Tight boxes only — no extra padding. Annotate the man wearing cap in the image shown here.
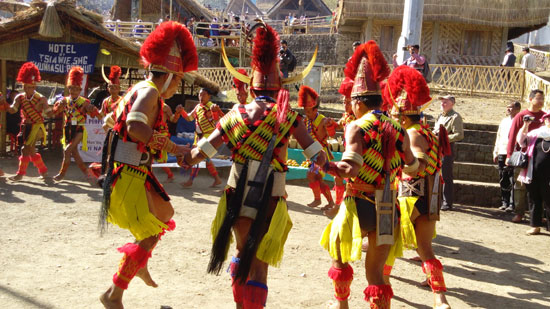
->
[52,66,101,181]
[493,101,521,212]
[321,41,417,309]
[3,62,52,181]
[393,44,426,72]
[179,87,223,188]
[521,47,536,72]
[99,21,195,308]
[181,21,325,308]
[434,95,464,211]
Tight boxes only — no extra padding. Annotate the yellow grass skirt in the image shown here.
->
[108,164,168,240]
[25,123,47,146]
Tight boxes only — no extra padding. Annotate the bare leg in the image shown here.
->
[415,216,450,309]
[307,172,322,207]
[55,133,82,181]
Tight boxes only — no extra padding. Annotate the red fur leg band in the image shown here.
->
[243,280,268,309]
[321,182,334,202]
[158,219,176,240]
[309,181,321,200]
[16,156,31,175]
[206,161,218,177]
[162,167,174,178]
[229,256,244,304]
[328,264,354,301]
[334,185,345,205]
[112,243,151,290]
[30,153,48,174]
[364,284,393,309]
[422,258,447,292]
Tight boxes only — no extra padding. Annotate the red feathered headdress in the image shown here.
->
[298,85,319,108]
[140,21,198,75]
[250,24,281,91]
[109,66,122,85]
[382,66,431,115]
[233,68,249,93]
[338,77,354,99]
[17,62,41,85]
[345,41,390,98]
[67,66,84,87]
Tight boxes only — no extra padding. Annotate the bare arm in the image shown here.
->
[40,97,54,118]
[293,118,327,167]
[183,128,226,166]
[404,129,427,177]
[327,123,362,178]
[126,87,159,144]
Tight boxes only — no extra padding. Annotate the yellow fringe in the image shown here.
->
[385,225,404,268]
[320,197,363,264]
[398,196,420,250]
[256,198,293,267]
[61,124,88,151]
[107,165,167,240]
[25,123,47,146]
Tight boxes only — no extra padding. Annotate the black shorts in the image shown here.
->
[414,195,429,216]
[354,196,401,233]
[17,123,33,146]
[64,124,84,143]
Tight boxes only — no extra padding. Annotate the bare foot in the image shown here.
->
[8,174,24,181]
[38,172,48,180]
[326,299,349,309]
[420,279,429,287]
[53,173,65,181]
[409,255,422,262]
[307,200,322,208]
[210,176,222,187]
[180,179,193,188]
[526,227,541,235]
[320,201,335,211]
[323,206,339,219]
[435,292,451,309]
[99,290,123,309]
[136,267,158,288]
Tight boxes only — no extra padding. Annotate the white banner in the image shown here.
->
[78,117,105,163]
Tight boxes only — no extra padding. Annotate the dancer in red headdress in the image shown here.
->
[384,65,451,309]
[3,62,52,181]
[52,66,101,181]
[299,85,337,210]
[99,21,196,308]
[99,65,123,118]
[320,41,417,309]
[181,21,324,308]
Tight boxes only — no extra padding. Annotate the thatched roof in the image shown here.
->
[0,0,219,92]
[225,0,264,18]
[0,1,30,14]
[139,0,214,21]
[338,0,550,29]
[267,0,332,20]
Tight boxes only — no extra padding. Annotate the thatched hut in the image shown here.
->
[225,0,264,19]
[336,0,550,65]
[113,0,214,23]
[266,0,332,20]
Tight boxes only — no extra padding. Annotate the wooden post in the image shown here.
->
[431,22,440,64]
[1,59,6,156]
[396,0,425,64]
[500,27,509,64]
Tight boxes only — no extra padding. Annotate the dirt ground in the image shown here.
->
[0,152,549,309]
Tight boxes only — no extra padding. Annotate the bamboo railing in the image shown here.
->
[524,71,550,110]
[199,64,530,99]
[103,20,156,41]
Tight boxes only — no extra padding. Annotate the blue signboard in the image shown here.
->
[27,39,99,74]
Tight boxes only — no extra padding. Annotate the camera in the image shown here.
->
[523,115,535,122]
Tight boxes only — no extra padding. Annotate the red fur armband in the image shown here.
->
[326,119,338,137]
[147,131,178,154]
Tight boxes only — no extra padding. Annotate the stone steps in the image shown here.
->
[455,142,494,165]
[454,180,501,207]
[453,161,499,183]
[462,129,497,145]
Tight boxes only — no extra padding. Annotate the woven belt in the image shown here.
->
[114,139,151,167]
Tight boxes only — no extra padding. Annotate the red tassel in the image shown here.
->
[276,88,290,129]
[380,121,397,172]
[423,258,447,292]
[158,219,176,240]
[16,156,31,175]
[243,281,268,309]
[206,161,218,177]
[383,264,392,277]
[30,153,48,174]
[364,284,393,309]
[438,125,452,156]
[229,257,244,304]
[328,265,354,301]
[320,182,333,202]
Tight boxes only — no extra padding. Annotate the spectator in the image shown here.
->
[186,17,195,33]
[501,47,516,67]
[352,41,361,51]
[196,16,209,46]
[393,44,426,71]
[493,101,521,212]
[279,40,296,78]
[433,95,464,211]
[521,46,536,72]
[507,89,546,223]
[516,112,550,235]
[210,18,220,46]
[133,19,145,38]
